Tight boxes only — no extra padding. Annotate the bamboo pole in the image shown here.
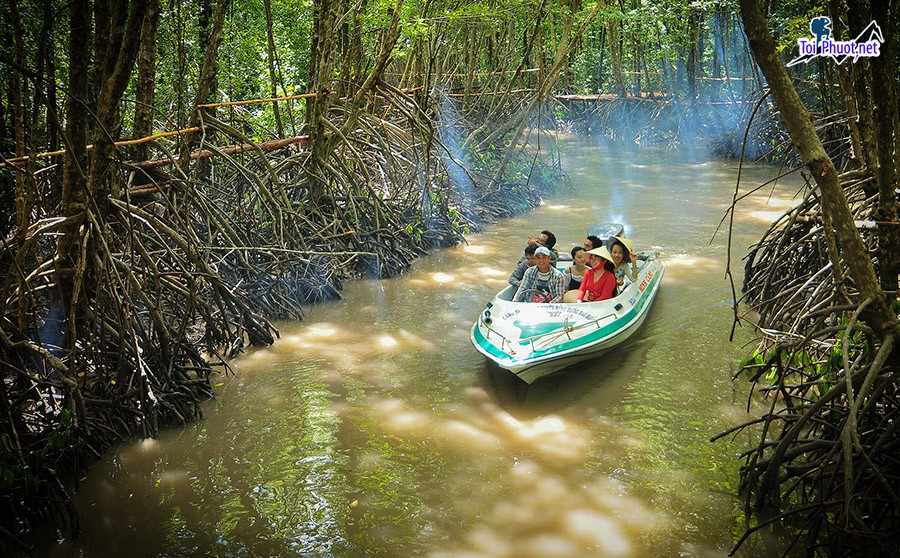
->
[5,127,201,166]
[137,136,309,170]
[197,91,317,108]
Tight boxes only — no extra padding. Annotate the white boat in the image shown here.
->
[470,248,665,384]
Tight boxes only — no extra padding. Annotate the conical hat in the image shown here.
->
[586,245,613,263]
[610,235,633,254]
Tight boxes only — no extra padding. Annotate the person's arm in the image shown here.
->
[513,267,533,302]
[617,263,634,286]
[508,260,526,287]
[576,270,591,302]
[549,271,566,303]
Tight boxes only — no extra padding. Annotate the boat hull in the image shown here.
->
[470,255,664,384]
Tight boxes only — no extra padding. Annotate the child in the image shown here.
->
[508,244,538,287]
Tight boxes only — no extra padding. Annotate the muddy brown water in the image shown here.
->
[44,136,801,557]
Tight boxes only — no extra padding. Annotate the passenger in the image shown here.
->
[513,246,566,303]
[528,230,559,267]
[576,246,617,303]
[508,244,538,287]
[563,246,588,291]
[609,236,639,287]
[583,235,603,252]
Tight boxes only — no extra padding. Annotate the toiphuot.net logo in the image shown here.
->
[787,16,883,67]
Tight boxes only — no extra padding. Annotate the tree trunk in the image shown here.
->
[338,0,365,98]
[868,0,900,293]
[824,0,864,163]
[306,0,342,204]
[738,0,898,338]
[54,0,150,427]
[41,0,60,154]
[456,0,547,151]
[133,0,160,162]
[685,7,702,115]
[9,0,30,331]
[264,0,285,138]
[608,15,627,96]
[174,0,187,128]
[90,1,150,203]
[56,0,92,426]
[179,0,230,172]
[846,1,878,177]
[9,0,27,247]
[61,0,90,214]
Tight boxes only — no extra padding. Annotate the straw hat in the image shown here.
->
[610,235,634,254]
[586,245,613,263]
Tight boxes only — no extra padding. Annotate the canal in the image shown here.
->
[46,136,801,557]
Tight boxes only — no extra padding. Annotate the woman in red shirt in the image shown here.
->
[577,246,617,303]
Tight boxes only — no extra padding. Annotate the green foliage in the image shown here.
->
[405,219,424,243]
[444,2,512,27]
[738,348,765,368]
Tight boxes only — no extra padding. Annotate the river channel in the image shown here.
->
[46,136,802,557]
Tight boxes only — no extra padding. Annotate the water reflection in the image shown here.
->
[51,138,798,558]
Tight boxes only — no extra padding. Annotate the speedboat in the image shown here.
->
[470,234,665,384]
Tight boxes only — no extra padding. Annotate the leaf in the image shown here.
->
[1,433,13,453]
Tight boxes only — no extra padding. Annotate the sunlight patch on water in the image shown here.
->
[746,209,787,223]
[241,322,450,380]
[743,193,798,209]
[475,266,506,278]
[565,510,630,556]
[376,334,399,349]
[430,464,670,558]
[138,438,160,453]
[438,419,506,452]
[368,389,594,464]
[305,326,338,338]
[463,244,489,255]
[157,469,190,490]
[736,192,797,225]
[658,255,725,286]
[396,329,435,350]
[243,347,276,363]
[663,255,722,275]
[409,269,505,288]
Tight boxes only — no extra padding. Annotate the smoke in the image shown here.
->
[571,10,779,163]
[436,94,476,203]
